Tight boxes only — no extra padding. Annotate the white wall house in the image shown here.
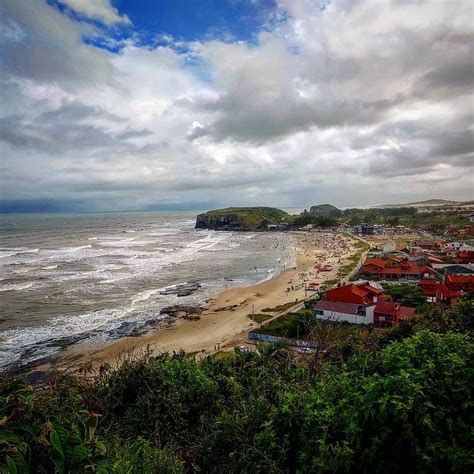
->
[314,301,375,325]
[445,242,471,250]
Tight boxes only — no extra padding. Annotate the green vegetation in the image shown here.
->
[337,239,370,279]
[261,301,299,313]
[320,278,338,291]
[308,204,342,217]
[248,313,274,323]
[383,283,427,308]
[197,207,292,229]
[342,206,471,233]
[253,309,313,337]
[1,300,473,473]
[293,213,338,228]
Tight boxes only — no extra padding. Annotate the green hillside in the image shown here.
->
[196,207,292,229]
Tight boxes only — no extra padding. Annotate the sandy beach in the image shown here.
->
[59,231,359,370]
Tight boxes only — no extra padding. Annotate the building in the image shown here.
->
[453,250,474,264]
[373,301,416,327]
[372,242,396,255]
[324,282,383,305]
[445,274,474,292]
[313,281,415,327]
[421,279,460,304]
[360,257,438,281]
[444,241,469,251]
[314,300,375,325]
[420,273,474,304]
[443,264,474,275]
[413,240,437,250]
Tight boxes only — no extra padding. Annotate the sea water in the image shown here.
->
[0,211,295,370]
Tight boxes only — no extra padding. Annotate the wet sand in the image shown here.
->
[59,231,358,370]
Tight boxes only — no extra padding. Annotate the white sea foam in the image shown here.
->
[0,282,35,292]
[41,265,58,270]
[131,288,162,306]
[0,248,39,258]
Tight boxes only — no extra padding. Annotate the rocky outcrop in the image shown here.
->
[309,204,342,217]
[195,213,244,230]
[195,207,292,230]
[160,305,203,321]
[159,282,201,297]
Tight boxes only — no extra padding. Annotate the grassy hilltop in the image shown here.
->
[196,206,293,229]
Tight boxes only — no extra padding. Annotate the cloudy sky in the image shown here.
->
[0,0,473,212]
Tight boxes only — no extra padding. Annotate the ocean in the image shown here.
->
[0,211,295,370]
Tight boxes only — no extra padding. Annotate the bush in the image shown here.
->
[1,301,472,473]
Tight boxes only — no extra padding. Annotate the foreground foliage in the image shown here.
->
[1,301,473,473]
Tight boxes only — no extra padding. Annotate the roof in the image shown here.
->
[399,306,416,320]
[374,300,400,317]
[446,274,474,283]
[363,258,387,269]
[414,240,436,246]
[420,279,459,298]
[315,300,372,315]
[444,265,474,275]
[324,282,382,305]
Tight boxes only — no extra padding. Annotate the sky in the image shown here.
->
[0,0,473,212]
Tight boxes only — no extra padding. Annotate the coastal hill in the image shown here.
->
[376,199,460,208]
[309,203,342,216]
[195,207,292,230]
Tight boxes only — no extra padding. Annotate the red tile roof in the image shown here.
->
[399,306,416,320]
[374,301,400,317]
[363,258,387,268]
[325,282,382,305]
[446,274,474,283]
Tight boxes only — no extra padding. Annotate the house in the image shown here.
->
[324,282,383,305]
[373,301,416,327]
[420,279,460,304]
[444,264,474,275]
[470,215,474,223]
[420,273,474,304]
[445,274,474,292]
[409,246,424,257]
[372,242,396,255]
[444,241,469,250]
[314,300,375,325]
[360,257,438,281]
[454,250,474,264]
[413,240,437,250]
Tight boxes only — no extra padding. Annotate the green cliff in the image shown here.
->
[195,207,292,230]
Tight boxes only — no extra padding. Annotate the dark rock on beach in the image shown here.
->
[160,304,203,320]
[160,282,201,297]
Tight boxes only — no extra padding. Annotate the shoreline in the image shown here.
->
[51,231,359,372]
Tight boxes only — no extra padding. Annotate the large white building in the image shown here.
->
[314,300,375,325]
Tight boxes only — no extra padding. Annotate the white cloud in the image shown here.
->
[58,0,131,26]
[0,0,473,211]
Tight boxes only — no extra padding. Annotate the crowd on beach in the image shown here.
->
[287,232,356,292]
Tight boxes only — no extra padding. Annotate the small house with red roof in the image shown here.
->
[313,282,416,326]
[453,250,474,264]
[420,279,459,304]
[445,274,474,292]
[324,282,383,305]
[373,301,416,327]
